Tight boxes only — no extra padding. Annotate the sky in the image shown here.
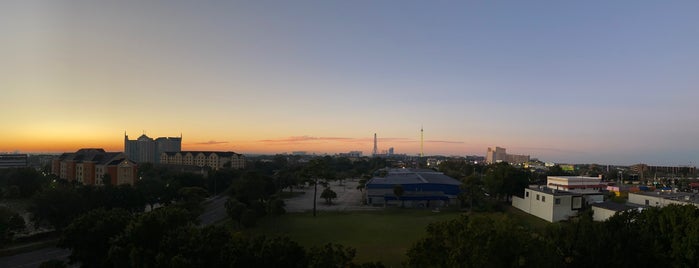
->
[1,1,698,165]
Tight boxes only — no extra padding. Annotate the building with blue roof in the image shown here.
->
[365,168,462,208]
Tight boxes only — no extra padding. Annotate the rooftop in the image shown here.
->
[591,201,641,212]
[367,168,461,186]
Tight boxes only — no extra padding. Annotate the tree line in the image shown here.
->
[407,204,699,267]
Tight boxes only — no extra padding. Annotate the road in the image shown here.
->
[0,247,71,268]
[198,194,229,226]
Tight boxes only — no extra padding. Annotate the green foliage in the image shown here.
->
[458,174,486,211]
[233,172,276,204]
[29,186,87,230]
[0,206,25,244]
[407,204,699,267]
[268,198,286,217]
[321,187,338,205]
[223,235,308,268]
[38,260,67,268]
[0,168,47,198]
[59,208,132,267]
[108,206,195,267]
[437,160,482,179]
[483,162,529,201]
[134,178,166,209]
[225,198,247,228]
[241,209,258,228]
[307,243,357,268]
[155,225,232,268]
[407,214,560,267]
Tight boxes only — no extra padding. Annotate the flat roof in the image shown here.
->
[591,201,641,212]
[526,187,576,196]
[367,168,461,186]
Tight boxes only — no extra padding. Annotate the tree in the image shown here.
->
[483,162,529,202]
[302,157,334,217]
[155,225,232,268]
[222,235,307,268]
[135,178,166,210]
[307,243,357,268]
[59,208,133,267]
[393,184,405,207]
[225,198,247,228]
[108,206,195,267]
[0,206,25,244]
[459,174,484,212]
[233,172,276,204]
[406,214,560,267]
[28,186,87,230]
[321,188,337,205]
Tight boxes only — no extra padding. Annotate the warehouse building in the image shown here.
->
[365,168,461,208]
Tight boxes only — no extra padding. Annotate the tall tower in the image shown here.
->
[420,126,424,158]
[372,133,378,157]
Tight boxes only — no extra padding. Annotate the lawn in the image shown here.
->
[244,206,551,267]
[248,208,461,266]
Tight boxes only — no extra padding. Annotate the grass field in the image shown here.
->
[247,208,460,266]
[245,206,549,267]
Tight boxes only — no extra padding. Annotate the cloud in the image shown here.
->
[257,136,463,145]
[259,136,355,143]
[426,140,464,144]
[192,140,229,145]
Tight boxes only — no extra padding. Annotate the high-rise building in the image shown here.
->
[486,147,507,164]
[486,146,529,164]
[124,133,182,163]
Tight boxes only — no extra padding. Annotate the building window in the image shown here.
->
[542,196,545,202]
[645,200,650,205]
[525,192,529,197]
[555,198,561,204]
[536,194,539,201]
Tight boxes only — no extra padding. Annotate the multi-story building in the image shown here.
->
[0,154,28,168]
[51,148,138,185]
[124,133,182,163]
[160,151,245,170]
[485,146,530,164]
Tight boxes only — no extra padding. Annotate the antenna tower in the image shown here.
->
[420,126,424,158]
[372,133,378,156]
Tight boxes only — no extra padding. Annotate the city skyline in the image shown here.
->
[2,1,698,166]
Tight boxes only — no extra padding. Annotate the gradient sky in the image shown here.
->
[2,1,698,165]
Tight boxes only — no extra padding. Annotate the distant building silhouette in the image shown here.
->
[51,148,137,185]
[124,133,181,163]
[160,151,245,170]
[0,154,28,168]
[486,146,529,164]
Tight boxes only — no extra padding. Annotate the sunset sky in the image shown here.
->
[2,1,698,165]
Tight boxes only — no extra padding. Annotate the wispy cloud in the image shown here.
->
[192,140,229,145]
[516,147,587,154]
[259,136,355,143]
[257,136,463,145]
[426,140,464,144]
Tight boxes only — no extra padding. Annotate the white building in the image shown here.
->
[512,187,584,222]
[628,192,699,208]
[547,176,607,194]
[590,202,641,222]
